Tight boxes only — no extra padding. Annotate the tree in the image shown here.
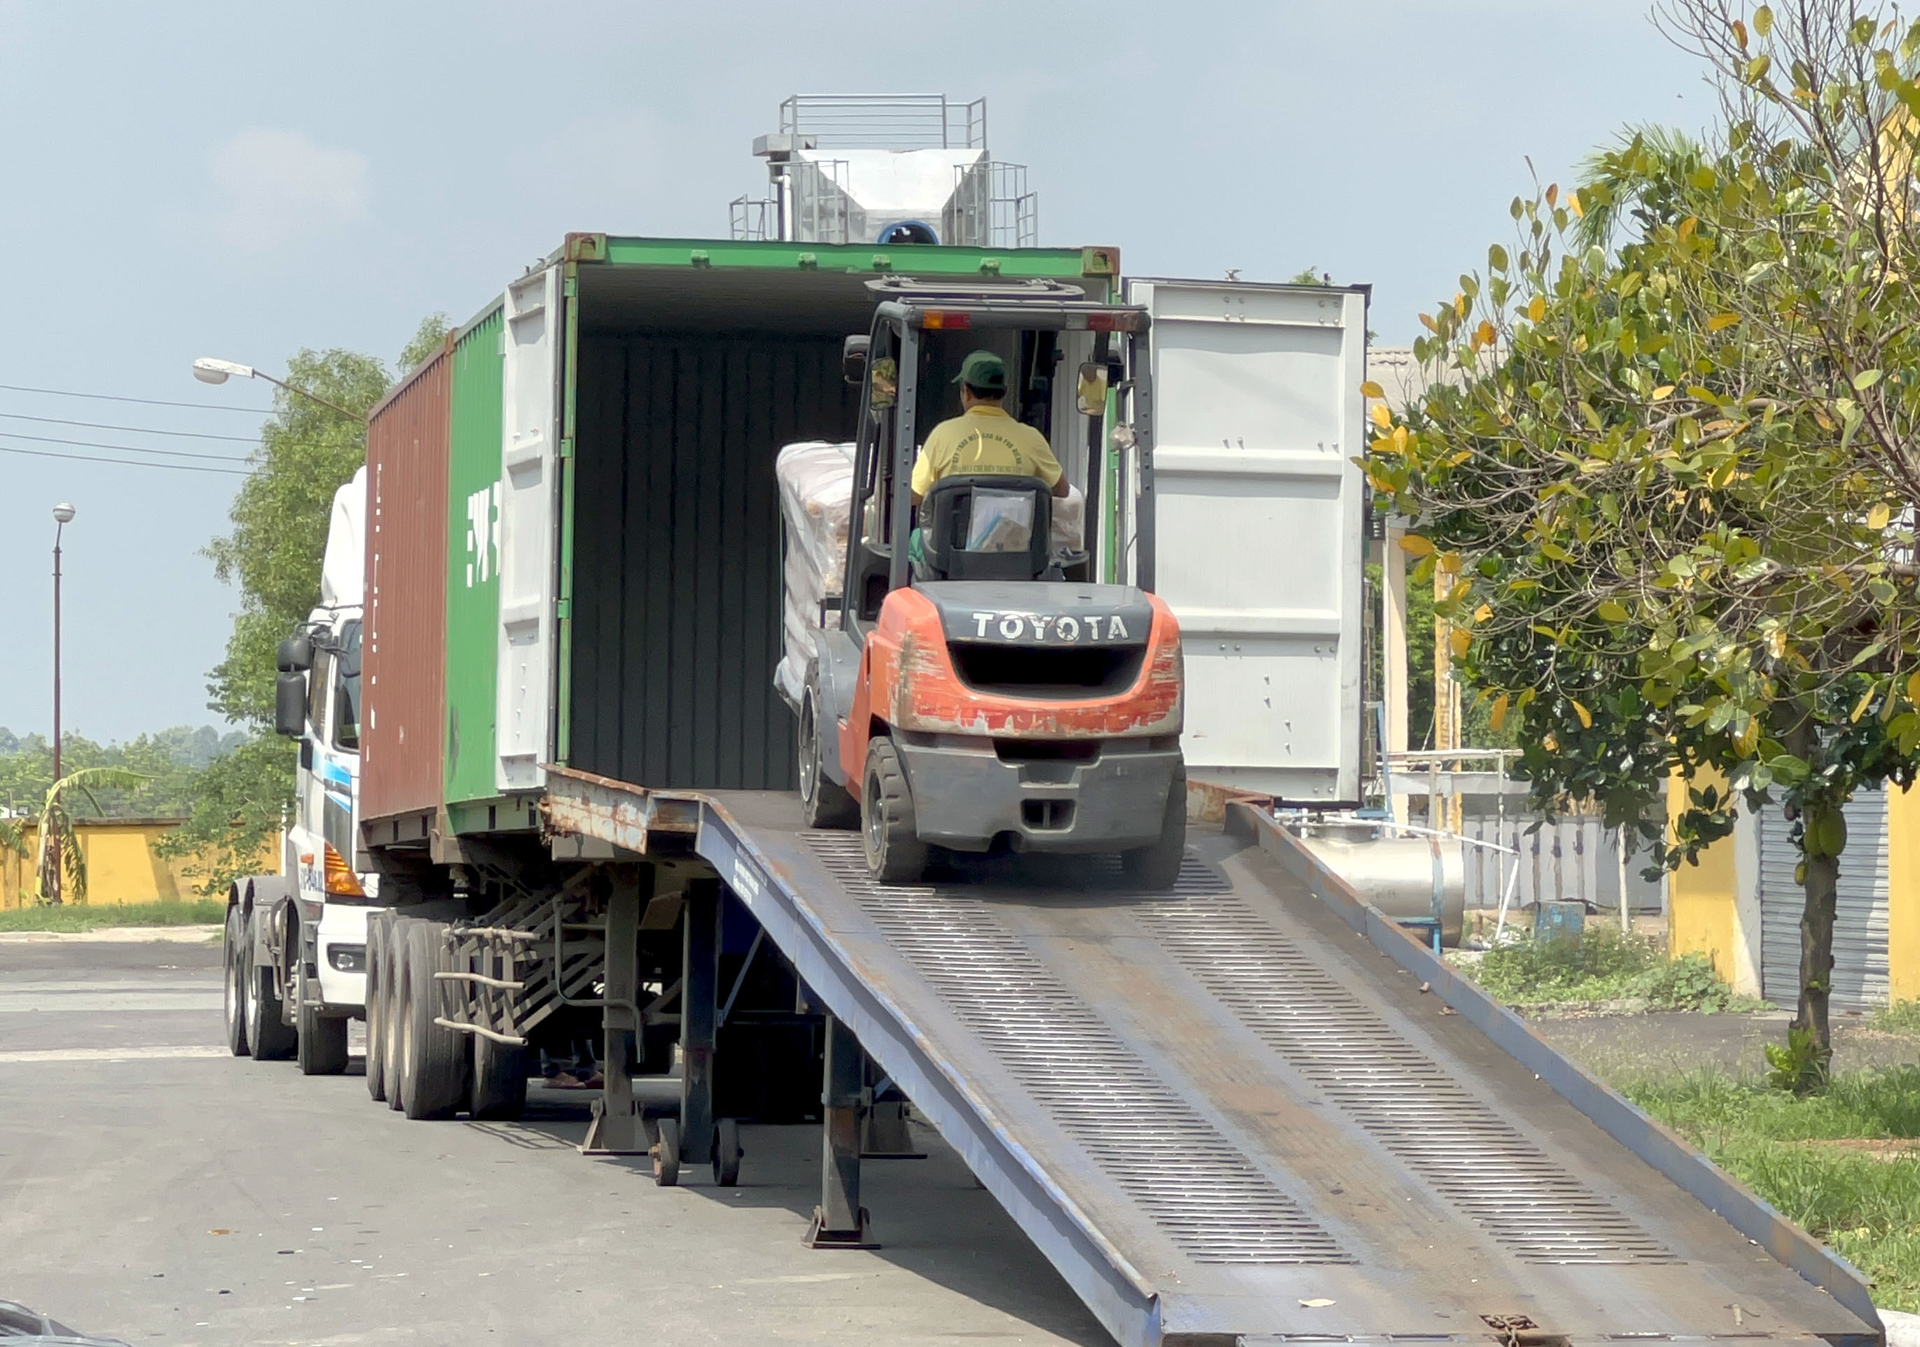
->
[0,767,150,904]
[1364,0,1920,1090]
[167,316,450,895]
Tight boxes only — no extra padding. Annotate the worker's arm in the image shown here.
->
[1051,474,1070,498]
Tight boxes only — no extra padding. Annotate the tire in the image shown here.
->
[383,918,410,1110]
[243,910,297,1061]
[652,1116,681,1187]
[799,688,857,830]
[297,960,350,1076]
[1121,777,1188,892]
[470,1034,529,1121]
[223,903,250,1058]
[862,736,928,885]
[712,1117,742,1187]
[364,913,387,1101]
[399,920,467,1120]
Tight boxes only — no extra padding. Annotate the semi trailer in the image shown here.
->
[214,97,1882,1347]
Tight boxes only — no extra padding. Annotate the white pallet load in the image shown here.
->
[772,439,1086,707]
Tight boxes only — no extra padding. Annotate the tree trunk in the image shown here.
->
[1795,839,1838,1090]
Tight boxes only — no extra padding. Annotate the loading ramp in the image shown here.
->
[543,770,1881,1347]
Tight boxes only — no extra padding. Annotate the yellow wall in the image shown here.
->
[1667,773,1742,984]
[0,820,267,909]
[1889,783,1920,1004]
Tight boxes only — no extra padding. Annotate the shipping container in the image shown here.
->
[359,344,451,825]
[408,234,1114,835]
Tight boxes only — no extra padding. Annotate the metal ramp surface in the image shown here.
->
[556,777,1880,1347]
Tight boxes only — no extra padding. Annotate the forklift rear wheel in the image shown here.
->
[713,1117,742,1186]
[862,736,928,885]
[1120,780,1188,891]
[799,689,858,829]
[653,1117,681,1187]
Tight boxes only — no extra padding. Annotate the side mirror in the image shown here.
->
[277,635,312,673]
[275,672,307,738]
[842,335,870,386]
[1076,362,1109,416]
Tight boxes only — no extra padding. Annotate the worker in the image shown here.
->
[910,350,1068,507]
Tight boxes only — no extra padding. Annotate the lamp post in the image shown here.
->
[49,502,74,905]
[191,357,367,422]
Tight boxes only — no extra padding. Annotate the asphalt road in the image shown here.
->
[0,934,1107,1347]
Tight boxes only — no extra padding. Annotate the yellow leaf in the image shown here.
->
[1678,215,1698,240]
[1652,384,1675,400]
[1437,550,1464,575]
[1567,190,1584,219]
[1370,402,1392,429]
[1852,687,1875,723]
[1473,603,1492,623]
[1907,671,1920,705]
[1490,693,1510,732]
[1766,628,1787,659]
[1542,732,1558,752]
[1571,699,1593,729]
[1419,311,1439,333]
[1398,534,1435,557]
[1359,380,1385,399]
[1475,319,1496,348]
[1868,501,1892,530]
[1737,717,1761,755]
[1454,292,1468,320]
[1708,312,1740,331]
[1449,628,1471,659]
[1598,599,1630,623]
[1390,425,1410,455]
[1526,294,1546,322]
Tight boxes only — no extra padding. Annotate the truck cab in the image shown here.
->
[222,467,377,1073]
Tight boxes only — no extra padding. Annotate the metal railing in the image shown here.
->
[780,94,986,149]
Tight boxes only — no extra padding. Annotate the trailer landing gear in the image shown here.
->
[805,1015,876,1249]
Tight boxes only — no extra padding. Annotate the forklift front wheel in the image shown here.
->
[862,736,928,885]
[1120,778,1188,892]
[799,689,858,830]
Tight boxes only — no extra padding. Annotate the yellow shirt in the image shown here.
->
[910,405,1063,497]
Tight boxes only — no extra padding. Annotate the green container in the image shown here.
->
[444,303,504,806]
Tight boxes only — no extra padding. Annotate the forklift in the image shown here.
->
[796,279,1187,887]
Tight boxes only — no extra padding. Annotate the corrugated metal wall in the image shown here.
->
[361,348,451,824]
[1759,795,1890,1010]
[444,306,505,805]
[569,335,857,790]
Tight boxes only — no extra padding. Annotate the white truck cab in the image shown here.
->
[221,468,379,1072]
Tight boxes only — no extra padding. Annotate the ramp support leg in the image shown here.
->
[806,1014,876,1248]
[679,877,719,1171]
[582,866,651,1156]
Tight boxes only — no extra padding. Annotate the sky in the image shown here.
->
[0,0,1705,744]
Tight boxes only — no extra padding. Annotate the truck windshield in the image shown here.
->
[334,620,362,751]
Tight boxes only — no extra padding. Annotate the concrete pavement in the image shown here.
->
[0,936,1106,1346]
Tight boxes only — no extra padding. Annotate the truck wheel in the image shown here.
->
[297,962,350,1076]
[364,914,387,1101]
[712,1117,742,1187]
[862,736,927,885]
[799,689,857,830]
[384,918,411,1110]
[399,920,467,1120]
[244,910,297,1061]
[223,903,250,1058]
[470,1035,528,1121]
[652,1117,681,1187]
[1121,779,1188,892]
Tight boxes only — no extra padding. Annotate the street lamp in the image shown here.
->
[192,356,366,422]
[49,502,74,905]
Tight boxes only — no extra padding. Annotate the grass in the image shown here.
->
[0,899,224,932]
[1618,1067,1920,1312]
[1870,999,1920,1035]
[1459,925,1766,1012]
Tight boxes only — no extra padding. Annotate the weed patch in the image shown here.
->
[0,900,224,932]
[1459,926,1762,1011]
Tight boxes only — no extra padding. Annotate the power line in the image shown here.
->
[0,411,261,443]
[0,443,250,476]
[0,430,252,463]
[0,381,274,414]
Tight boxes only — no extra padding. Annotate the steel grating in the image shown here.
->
[806,835,1352,1266]
[1135,894,1675,1265]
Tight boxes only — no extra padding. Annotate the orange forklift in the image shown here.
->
[796,280,1186,886]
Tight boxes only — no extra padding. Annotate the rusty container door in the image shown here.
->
[361,345,452,826]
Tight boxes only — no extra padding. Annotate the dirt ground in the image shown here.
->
[1533,1008,1917,1080]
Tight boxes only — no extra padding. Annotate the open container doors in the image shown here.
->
[1125,277,1368,806]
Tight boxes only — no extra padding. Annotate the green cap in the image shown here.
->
[953,350,1007,395]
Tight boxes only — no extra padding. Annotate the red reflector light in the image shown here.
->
[921,310,972,329]
[1089,311,1143,332]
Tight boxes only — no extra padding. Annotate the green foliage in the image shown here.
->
[1461,926,1752,1010]
[0,726,241,818]
[1871,998,1920,1033]
[5,767,152,904]
[168,317,448,895]
[1766,1023,1830,1094]
[0,899,223,932]
[1364,0,1920,1071]
[1623,1066,1920,1311]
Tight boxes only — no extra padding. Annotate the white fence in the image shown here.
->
[1456,813,1666,914]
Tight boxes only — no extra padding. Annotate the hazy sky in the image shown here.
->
[0,1,1704,743]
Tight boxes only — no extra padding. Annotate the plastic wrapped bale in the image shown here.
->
[1051,482,1086,563]
[774,441,856,708]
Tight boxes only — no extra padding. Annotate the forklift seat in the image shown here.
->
[917,475,1054,582]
